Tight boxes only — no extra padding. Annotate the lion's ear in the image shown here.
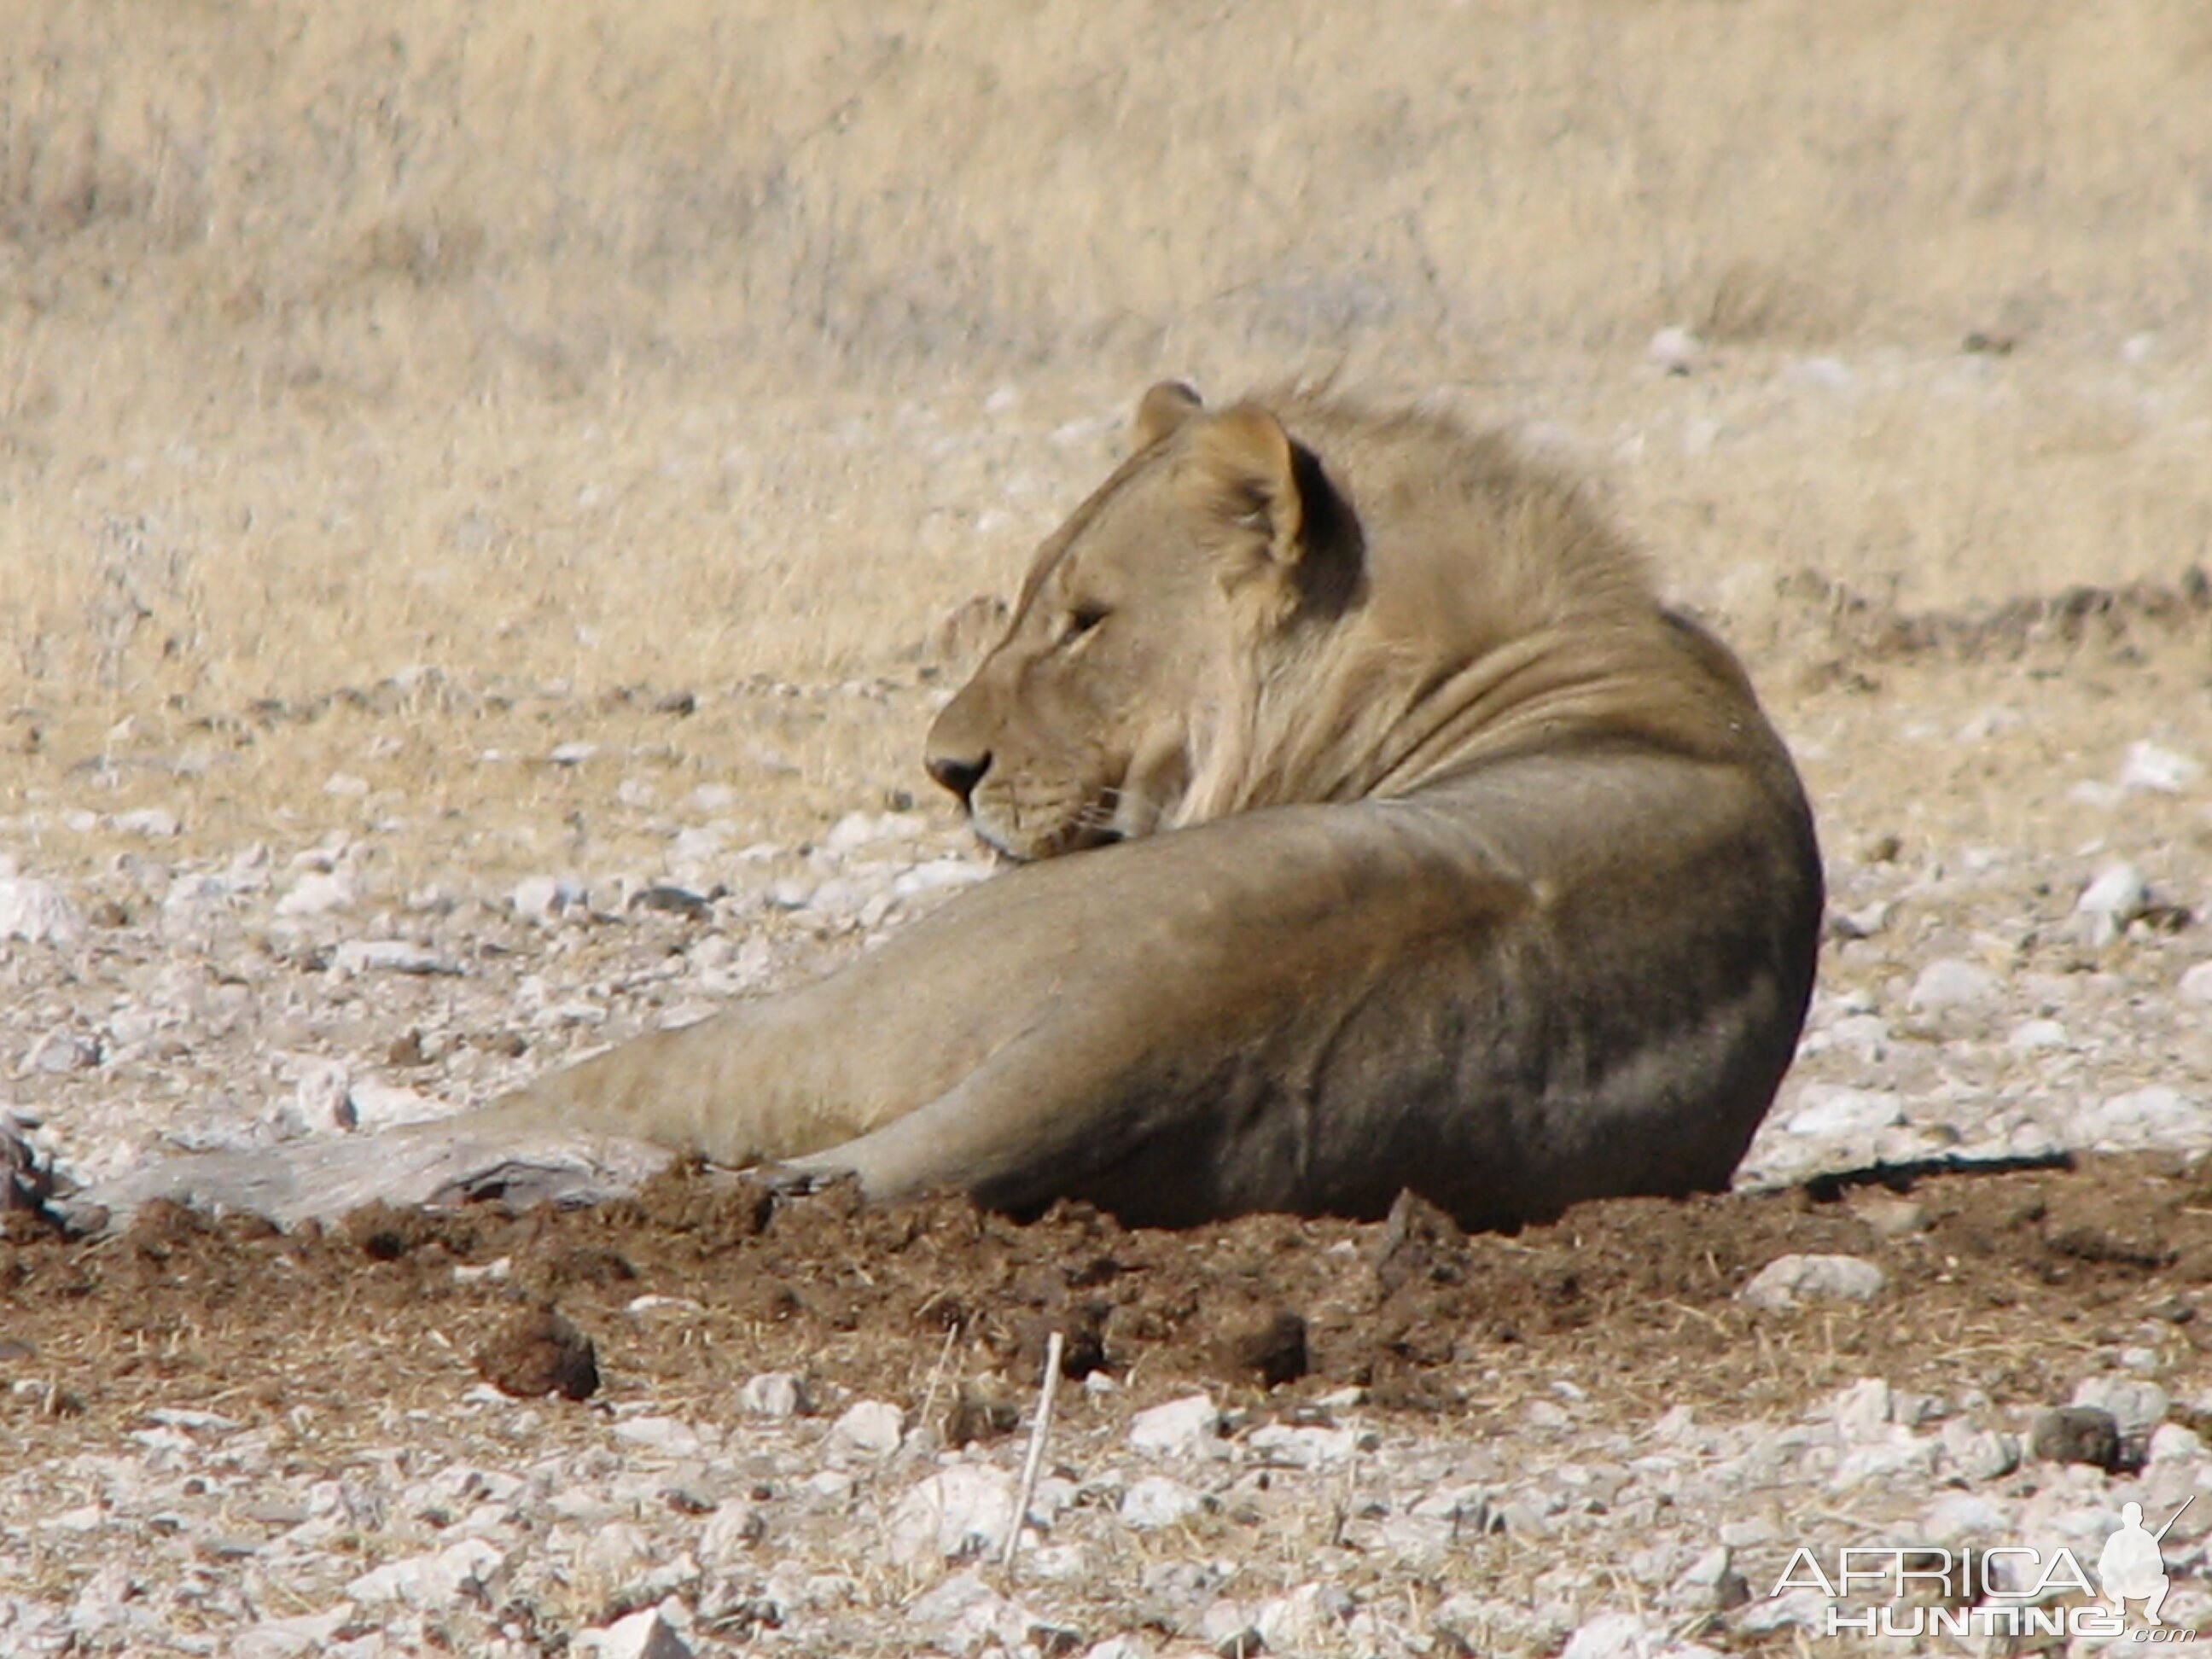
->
[1132,381,1203,451]
[1187,405,1362,617]
[1187,404,1305,562]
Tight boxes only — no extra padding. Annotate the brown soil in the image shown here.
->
[7,1154,2209,1453]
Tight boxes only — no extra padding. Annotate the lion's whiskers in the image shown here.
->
[1082,783,1160,842]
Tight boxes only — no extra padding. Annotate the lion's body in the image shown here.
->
[60,385,1820,1232]
[475,386,1822,1227]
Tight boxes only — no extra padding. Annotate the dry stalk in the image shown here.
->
[1002,1330,1065,1574]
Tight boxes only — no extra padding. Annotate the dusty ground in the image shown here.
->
[4,2,2212,1654]
[9,1153,2212,1451]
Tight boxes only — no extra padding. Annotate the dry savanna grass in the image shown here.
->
[1,0,2208,854]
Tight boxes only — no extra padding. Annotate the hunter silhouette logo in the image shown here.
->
[2100,1499,2191,1627]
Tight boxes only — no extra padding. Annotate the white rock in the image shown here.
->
[1831,1377,1892,1437]
[1647,327,1702,375]
[2119,740,2202,795]
[2075,862,2150,945]
[323,771,370,796]
[109,807,181,837]
[1938,1419,2020,1481]
[1922,1492,2008,1543]
[887,1464,1017,1566]
[344,1080,447,1132]
[826,1399,904,1460]
[2078,1086,2203,1151]
[1667,1545,1749,1612]
[2150,1423,2204,1464]
[0,877,84,946]
[533,998,608,1027]
[1179,1601,1252,1656]
[331,940,451,975]
[1257,1581,1353,1650]
[763,877,814,911]
[891,859,996,899]
[1789,356,1855,392]
[1119,1475,1203,1529]
[1828,1430,1940,1489]
[613,1415,704,1457]
[824,811,923,854]
[160,872,236,934]
[1563,1610,1662,1659]
[232,1604,358,1659]
[1128,1393,1220,1457]
[2007,1018,2070,1051]
[1247,1423,1361,1468]
[275,870,357,917]
[105,1005,166,1049]
[513,874,588,923]
[1739,1254,1887,1310]
[1080,1640,1151,1659]
[738,1372,808,1417]
[580,1605,693,1659]
[1819,1012,1890,1057]
[579,1520,655,1580]
[345,1537,504,1606]
[906,1569,1025,1650]
[1784,1087,1904,1139]
[1908,958,1998,1010]
[2180,962,2212,1004]
[291,1060,353,1132]
[2072,1376,2169,1438]
[1026,1475,1079,1525]
[2077,862,2148,921]
[64,1559,134,1638]
[698,1499,764,1563]
[548,742,600,766]
[24,1030,97,1074]
[803,877,860,918]
[1738,1588,1831,1632]
[1828,901,1891,940]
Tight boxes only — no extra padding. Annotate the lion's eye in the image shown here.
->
[1062,604,1110,643]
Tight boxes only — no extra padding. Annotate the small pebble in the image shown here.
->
[1739,1254,1887,1310]
[1907,958,1999,1010]
[739,1372,809,1417]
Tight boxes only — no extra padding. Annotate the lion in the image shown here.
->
[35,383,1821,1233]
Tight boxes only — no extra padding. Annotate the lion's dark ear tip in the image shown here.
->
[1133,381,1204,450]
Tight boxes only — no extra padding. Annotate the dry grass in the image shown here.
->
[2,0,2208,745]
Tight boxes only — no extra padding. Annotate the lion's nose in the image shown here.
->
[926,750,990,805]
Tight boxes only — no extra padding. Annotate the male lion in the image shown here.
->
[38,384,1821,1232]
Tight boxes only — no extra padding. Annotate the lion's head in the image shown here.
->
[927,381,1723,861]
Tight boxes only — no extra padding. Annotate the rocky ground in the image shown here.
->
[3,572,2212,1657]
[8,1,2211,1648]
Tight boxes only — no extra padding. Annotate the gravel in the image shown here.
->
[4,628,2212,1654]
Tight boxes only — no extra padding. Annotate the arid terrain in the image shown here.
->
[3,3,2212,1655]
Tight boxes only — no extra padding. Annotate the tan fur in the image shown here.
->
[73,385,1822,1232]
[479,382,1823,1227]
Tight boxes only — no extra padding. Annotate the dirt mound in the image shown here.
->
[7,1154,2208,1448]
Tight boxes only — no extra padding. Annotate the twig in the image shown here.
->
[1002,1330,1064,1573]
[916,1321,960,1438]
